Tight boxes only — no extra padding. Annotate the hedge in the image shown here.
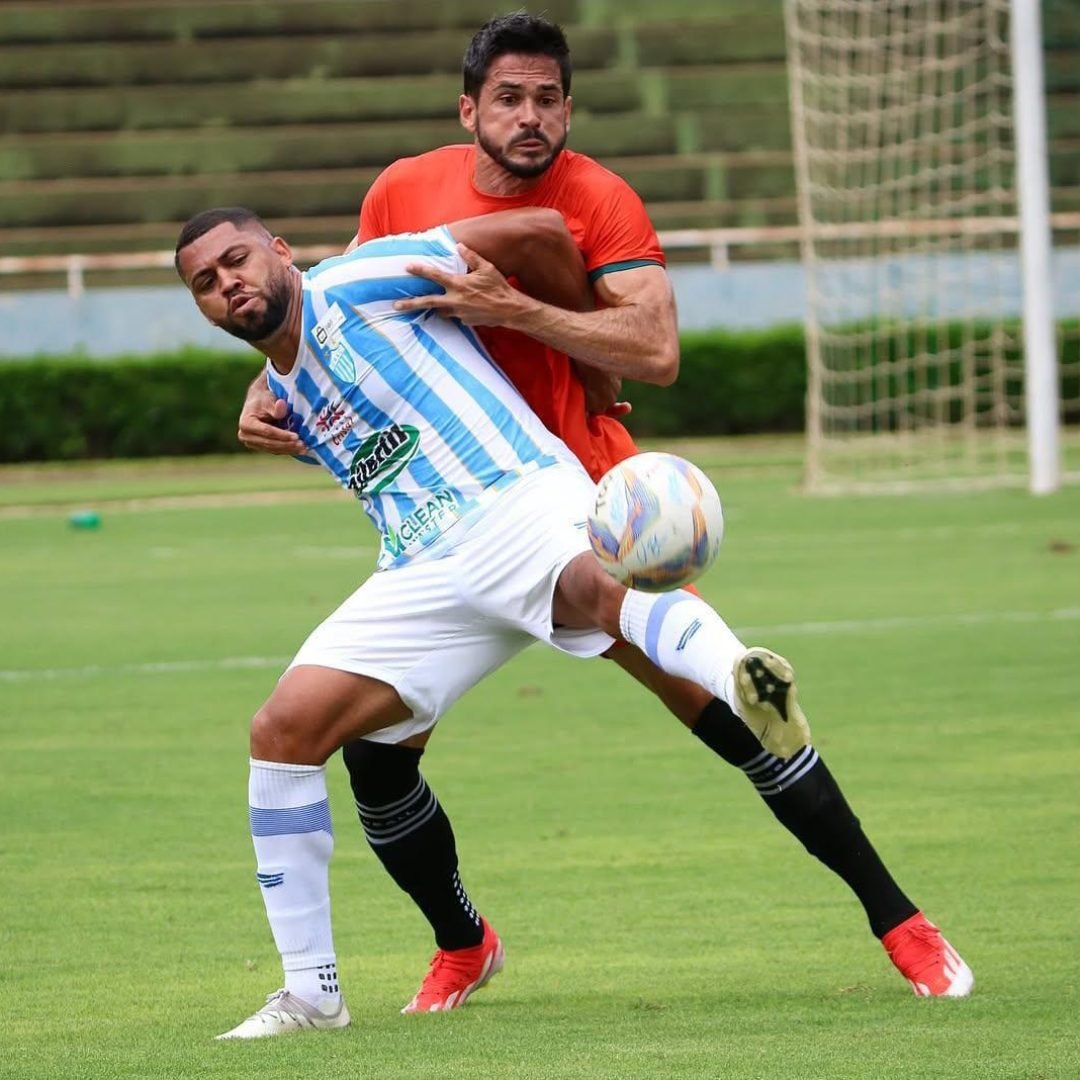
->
[0,327,808,463]
[8,321,1077,463]
[1,348,265,462]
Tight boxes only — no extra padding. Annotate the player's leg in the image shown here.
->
[220,664,412,1040]
[600,623,973,996]
[341,727,506,1014]
[342,729,486,950]
[554,553,809,757]
[320,558,528,1015]
[221,559,521,1037]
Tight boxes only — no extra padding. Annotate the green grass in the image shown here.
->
[2,438,1079,1079]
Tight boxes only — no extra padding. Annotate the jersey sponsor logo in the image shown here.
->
[383,488,462,559]
[313,302,345,350]
[348,423,419,494]
[315,400,355,446]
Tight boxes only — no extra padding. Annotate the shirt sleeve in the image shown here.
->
[580,173,666,283]
[330,226,467,309]
[358,169,392,243]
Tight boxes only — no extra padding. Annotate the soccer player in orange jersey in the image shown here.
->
[237,13,971,1009]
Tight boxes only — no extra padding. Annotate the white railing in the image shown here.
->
[0,227,798,298]
[3,216,1080,297]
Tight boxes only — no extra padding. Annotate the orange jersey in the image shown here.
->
[358,145,663,481]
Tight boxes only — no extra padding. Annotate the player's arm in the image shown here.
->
[428,210,628,416]
[573,362,627,417]
[395,222,677,387]
[441,208,594,316]
[238,371,303,455]
[506,263,678,385]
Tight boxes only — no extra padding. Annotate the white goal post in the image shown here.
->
[784,0,1069,494]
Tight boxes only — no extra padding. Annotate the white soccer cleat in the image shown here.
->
[733,647,812,759]
[215,989,350,1040]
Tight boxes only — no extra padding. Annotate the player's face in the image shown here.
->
[462,53,571,179]
[179,222,294,343]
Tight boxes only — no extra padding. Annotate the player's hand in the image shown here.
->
[238,385,303,455]
[573,362,633,419]
[394,244,528,326]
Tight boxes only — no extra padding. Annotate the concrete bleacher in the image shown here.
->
[1,0,1078,286]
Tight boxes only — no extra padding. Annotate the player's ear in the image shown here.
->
[564,95,572,133]
[270,235,294,267]
[459,93,477,134]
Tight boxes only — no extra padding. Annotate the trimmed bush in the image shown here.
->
[2,349,263,462]
[625,326,806,438]
[1,329,805,464]
[4,323,1075,463]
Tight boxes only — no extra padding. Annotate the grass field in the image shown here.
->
[2,437,1078,1079]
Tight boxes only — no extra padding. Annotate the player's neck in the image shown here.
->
[262,273,304,374]
[472,149,548,197]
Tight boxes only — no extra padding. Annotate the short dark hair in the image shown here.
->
[462,12,571,98]
[174,207,268,274]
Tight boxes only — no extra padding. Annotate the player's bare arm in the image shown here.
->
[573,363,629,417]
[409,209,630,413]
[512,264,678,385]
[238,373,303,455]
[408,207,593,318]
[396,253,678,385]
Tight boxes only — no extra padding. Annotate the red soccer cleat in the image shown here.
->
[401,918,505,1014]
[882,912,974,997]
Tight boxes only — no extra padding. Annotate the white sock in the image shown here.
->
[619,590,744,711]
[248,758,340,1008]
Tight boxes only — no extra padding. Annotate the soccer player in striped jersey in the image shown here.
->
[177,205,837,1038]
[235,13,972,1008]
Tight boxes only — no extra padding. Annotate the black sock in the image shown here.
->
[693,699,918,938]
[341,739,484,951]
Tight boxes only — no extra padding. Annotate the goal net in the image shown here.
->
[784,0,1077,493]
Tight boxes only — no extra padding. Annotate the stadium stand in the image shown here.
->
[0,0,1077,288]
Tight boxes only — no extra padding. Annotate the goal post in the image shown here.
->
[784,0,1065,494]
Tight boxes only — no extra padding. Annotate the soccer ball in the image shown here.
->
[587,452,724,592]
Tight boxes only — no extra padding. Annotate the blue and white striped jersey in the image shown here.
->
[266,226,579,570]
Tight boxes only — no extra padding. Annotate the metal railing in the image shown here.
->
[0,227,799,297]
[3,216,1080,297]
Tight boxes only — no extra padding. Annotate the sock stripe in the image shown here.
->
[749,747,821,796]
[250,799,333,837]
[741,748,781,776]
[742,743,814,778]
[356,780,440,846]
[643,592,695,663]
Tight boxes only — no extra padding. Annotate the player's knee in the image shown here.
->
[341,738,423,804]
[249,700,324,765]
[554,553,624,636]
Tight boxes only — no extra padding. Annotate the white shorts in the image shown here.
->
[288,462,613,743]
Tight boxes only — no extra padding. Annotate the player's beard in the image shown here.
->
[223,269,291,343]
[476,122,567,179]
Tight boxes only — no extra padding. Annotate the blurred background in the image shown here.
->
[1,0,1079,487]
[3,8,1079,1077]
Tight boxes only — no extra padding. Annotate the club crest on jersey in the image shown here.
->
[312,303,355,382]
[348,423,419,494]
